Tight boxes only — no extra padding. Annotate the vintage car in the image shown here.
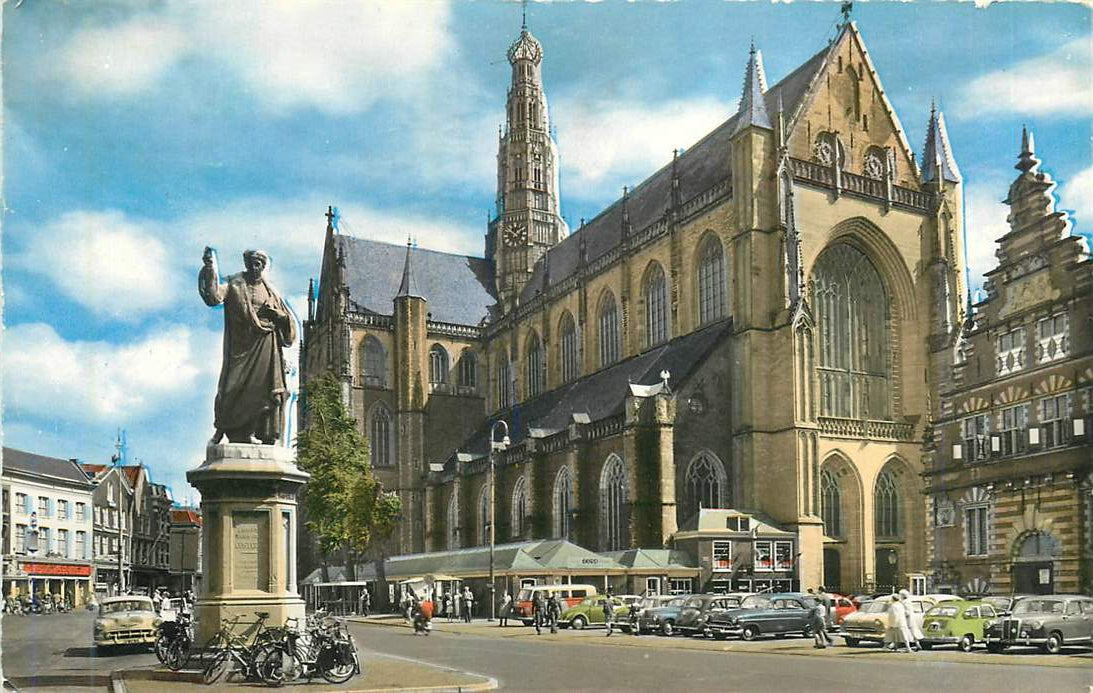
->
[515,584,597,625]
[984,594,1093,654]
[640,595,691,636]
[559,596,631,630]
[94,596,161,649]
[706,593,818,640]
[675,594,747,636]
[623,595,677,633]
[920,600,1001,651]
[838,594,958,646]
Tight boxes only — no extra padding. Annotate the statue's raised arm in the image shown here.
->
[199,246,227,307]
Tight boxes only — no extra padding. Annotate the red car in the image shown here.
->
[829,593,857,624]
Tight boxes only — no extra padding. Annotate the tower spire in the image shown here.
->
[732,43,772,135]
[921,103,961,184]
[396,237,422,298]
[1016,125,1039,173]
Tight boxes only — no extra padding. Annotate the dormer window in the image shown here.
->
[1037,313,1068,364]
[996,327,1025,376]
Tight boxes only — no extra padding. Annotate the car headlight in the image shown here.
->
[873,619,883,628]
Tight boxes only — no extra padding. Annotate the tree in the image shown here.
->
[297,371,400,583]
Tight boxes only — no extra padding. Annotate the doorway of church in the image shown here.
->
[1013,561,1054,595]
[823,548,841,590]
[875,548,899,592]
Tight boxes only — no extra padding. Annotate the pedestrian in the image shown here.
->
[533,591,546,635]
[603,590,616,637]
[361,588,371,617]
[499,591,512,627]
[900,590,923,651]
[454,590,462,622]
[547,594,561,634]
[444,593,453,622]
[811,595,832,648]
[463,586,475,623]
[885,596,913,653]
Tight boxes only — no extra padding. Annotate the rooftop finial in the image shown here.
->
[396,236,422,298]
[521,0,527,31]
[840,0,853,25]
[1016,125,1039,173]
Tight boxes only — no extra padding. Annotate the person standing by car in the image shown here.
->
[547,594,562,634]
[533,591,547,635]
[886,597,913,653]
[462,586,475,623]
[603,591,616,637]
[899,591,923,651]
[811,597,832,648]
[499,591,512,627]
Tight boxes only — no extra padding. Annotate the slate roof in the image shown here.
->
[3,447,94,487]
[603,548,699,571]
[519,44,830,304]
[447,318,733,464]
[334,235,496,326]
[921,107,961,183]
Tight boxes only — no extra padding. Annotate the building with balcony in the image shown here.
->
[1,448,95,606]
[924,131,1093,595]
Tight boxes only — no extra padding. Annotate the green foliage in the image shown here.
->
[297,371,400,556]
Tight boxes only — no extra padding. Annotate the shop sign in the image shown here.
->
[21,562,93,577]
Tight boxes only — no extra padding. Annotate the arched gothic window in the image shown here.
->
[560,312,580,383]
[429,345,449,384]
[821,469,841,537]
[552,467,573,539]
[598,292,620,368]
[360,337,387,388]
[446,494,459,550]
[525,332,545,399]
[874,469,899,538]
[599,455,629,551]
[810,243,891,420]
[458,350,478,389]
[478,487,490,546]
[682,452,728,522]
[369,404,393,467]
[496,356,512,410]
[643,263,669,348]
[511,476,528,540]
[697,236,727,325]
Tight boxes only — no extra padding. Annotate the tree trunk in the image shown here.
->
[374,552,389,612]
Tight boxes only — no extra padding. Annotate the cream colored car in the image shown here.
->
[94,596,161,649]
[839,594,960,646]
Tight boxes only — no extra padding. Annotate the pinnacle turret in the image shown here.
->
[732,42,772,135]
[396,238,423,299]
[1016,125,1040,173]
[921,102,961,184]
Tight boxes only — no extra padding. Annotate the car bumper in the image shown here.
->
[984,635,1049,646]
[96,630,157,646]
[838,630,885,642]
[921,636,960,645]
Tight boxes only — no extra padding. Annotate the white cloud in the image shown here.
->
[3,323,217,425]
[962,182,1009,292]
[53,1,454,115]
[553,96,735,193]
[61,16,188,96]
[956,39,1093,119]
[1059,165,1093,228]
[19,210,181,320]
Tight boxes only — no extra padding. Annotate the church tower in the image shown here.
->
[489,20,568,310]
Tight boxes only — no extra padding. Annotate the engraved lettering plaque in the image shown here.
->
[232,512,269,591]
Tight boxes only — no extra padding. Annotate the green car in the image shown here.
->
[560,596,631,630]
[921,600,1002,651]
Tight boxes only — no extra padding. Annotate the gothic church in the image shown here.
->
[301,19,970,592]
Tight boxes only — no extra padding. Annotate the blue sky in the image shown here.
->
[3,1,1091,501]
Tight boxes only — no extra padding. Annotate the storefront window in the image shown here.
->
[712,540,733,572]
[754,541,773,572]
[774,541,795,571]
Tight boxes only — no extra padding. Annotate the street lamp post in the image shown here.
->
[488,420,510,623]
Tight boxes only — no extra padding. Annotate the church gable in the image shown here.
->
[786,23,920,189]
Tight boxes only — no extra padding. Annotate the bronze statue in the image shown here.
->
[199,247,296,445]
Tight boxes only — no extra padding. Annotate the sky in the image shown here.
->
[2,1,1091,502]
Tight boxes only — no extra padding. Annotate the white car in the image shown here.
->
[839,594,959,646]
[94,596,161,649]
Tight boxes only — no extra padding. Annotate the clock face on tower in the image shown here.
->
[503,224,528,247]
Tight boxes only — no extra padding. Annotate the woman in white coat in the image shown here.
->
[900,591,924,650]
[885,597,914,653]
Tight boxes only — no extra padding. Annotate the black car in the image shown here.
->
[707,593,819,640]
[674,594,745,636]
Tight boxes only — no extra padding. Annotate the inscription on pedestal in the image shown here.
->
[232,511,269,591]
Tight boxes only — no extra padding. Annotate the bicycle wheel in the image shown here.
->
[256,644,293,687]
[202,650,230,685]
[320,645,357,684]
[154,633,171,664]
[165,637,192,671]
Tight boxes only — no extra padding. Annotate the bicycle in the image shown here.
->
[256,615,360,686]
[201,612,276,684]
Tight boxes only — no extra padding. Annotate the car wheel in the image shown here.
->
[958,634,975,653]
[1042,632,1063,655]
[843,637,858,648]
[661,620,675,637]
[572,616,586,631]
[741,625,759,641]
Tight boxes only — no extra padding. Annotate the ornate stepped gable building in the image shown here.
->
[302,20,969,592]
[925,130,1093,596]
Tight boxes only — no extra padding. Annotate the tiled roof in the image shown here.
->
[170,509,202,525]
[334,235,496,326]
[3,447,93,487]
[448,318,733,463]
[519,44,829,304]
[81,463,109,478]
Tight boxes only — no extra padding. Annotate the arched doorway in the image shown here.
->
[875,547,899,591]
[823,548,841,590]
[1013,532,1060,595]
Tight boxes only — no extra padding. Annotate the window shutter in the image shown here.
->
[84,534,91,560]
[48,499,55,517]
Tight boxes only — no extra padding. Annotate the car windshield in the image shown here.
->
[666,597,686,607]
[517,589,532,601]
[1014,599,1064,614]
[684,597,703,608]
[101,600,150,614]
[926,605,959,618]
[981,597,1009,609]
[861,600,889,614]
[740,595,770,609]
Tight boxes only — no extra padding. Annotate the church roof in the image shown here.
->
[519,44,829,304]
[334,235,496,326]
[447,318,733,464]
[3,447,94,487]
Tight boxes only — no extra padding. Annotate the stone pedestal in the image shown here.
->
[187,443,309,644]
